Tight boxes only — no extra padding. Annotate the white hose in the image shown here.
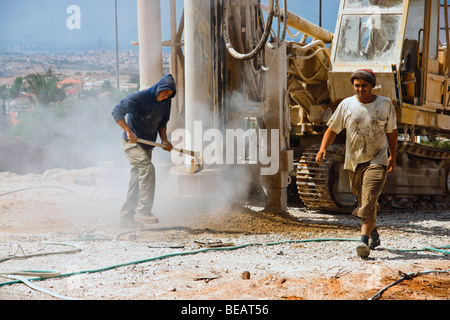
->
[6,274,82,300]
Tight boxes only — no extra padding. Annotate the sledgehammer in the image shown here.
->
[136,138,203,174]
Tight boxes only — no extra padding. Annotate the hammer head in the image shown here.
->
[190,156,204,174]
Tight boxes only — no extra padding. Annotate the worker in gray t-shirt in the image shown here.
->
[316,69,398,259]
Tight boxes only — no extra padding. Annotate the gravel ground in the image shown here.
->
[0,165,448,301]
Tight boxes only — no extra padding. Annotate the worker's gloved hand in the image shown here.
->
[161,140,173,151]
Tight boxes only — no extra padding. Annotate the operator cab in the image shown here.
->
[329,0,450,115]
[328,0,407,105]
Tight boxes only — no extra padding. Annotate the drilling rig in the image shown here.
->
[136,0,450,214]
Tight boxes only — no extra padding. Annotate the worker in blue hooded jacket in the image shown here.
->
[112,74,176,227]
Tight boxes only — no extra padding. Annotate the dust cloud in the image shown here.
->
[1,94,128,174]
[0,86,270,227]
[155,97,262,223]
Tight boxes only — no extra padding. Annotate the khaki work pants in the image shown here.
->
[348,163,387,220]
[120,140,155,218]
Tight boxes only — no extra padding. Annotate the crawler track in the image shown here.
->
[296,144,347,212]
[398,141,450,160]
[296,142,450,213]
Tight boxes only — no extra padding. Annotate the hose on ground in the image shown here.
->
[0,238,362,290]
[0,239,448,299]
[0,242,81,263]
[1,270,82,300]
[0,186,74,198]
[0,243,81,300]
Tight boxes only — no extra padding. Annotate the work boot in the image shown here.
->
[356,242,370,259]
[119,215,143,229]
[134,212,159,224]
[369,228,381,249]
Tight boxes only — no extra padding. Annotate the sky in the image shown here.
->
[0,0,341,50]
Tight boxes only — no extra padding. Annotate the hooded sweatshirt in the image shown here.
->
[112,74,176,148]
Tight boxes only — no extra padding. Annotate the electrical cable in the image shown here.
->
[369,269,450,300]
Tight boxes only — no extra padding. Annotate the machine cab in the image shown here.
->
[328,0,408,104]
[329,0,450,114]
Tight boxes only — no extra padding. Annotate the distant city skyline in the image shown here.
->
[0,0,340,52]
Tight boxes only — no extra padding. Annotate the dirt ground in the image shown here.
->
[0,166,448,302]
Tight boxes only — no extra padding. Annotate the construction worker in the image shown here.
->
[315,69,398,258]
[112,74,176,228]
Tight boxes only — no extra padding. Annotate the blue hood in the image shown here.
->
[111,74,177,146]
[147,74,177,100]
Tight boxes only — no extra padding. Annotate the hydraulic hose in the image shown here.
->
[257,0,288,72]
[223,0,275,60]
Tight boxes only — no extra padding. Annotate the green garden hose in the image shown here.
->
[0,238,448,300]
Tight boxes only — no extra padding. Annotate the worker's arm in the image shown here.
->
[158,127,173,151]
[386,129,398,173]
[116,119,137,143]
[315,128,337,166]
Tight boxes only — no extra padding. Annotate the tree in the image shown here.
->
[10,77,23,98]
[0,85,11,130]
[26,69,67,107]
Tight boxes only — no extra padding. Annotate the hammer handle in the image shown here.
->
[136,138,196,157]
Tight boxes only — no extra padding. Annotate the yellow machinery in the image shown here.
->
[139,0,450,213]
[291,0,450,211]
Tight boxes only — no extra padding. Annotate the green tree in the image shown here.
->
[26,69,67,107]
[10,77,23,98]
[0,84,10,130]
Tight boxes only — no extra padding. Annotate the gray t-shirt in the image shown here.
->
[327,95,397,171]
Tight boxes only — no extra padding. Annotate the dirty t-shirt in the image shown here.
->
[327,95,397,172]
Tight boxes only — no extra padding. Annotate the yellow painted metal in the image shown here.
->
[396,103,450,132]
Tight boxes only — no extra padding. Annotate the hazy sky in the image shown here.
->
[0,0,340,49]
